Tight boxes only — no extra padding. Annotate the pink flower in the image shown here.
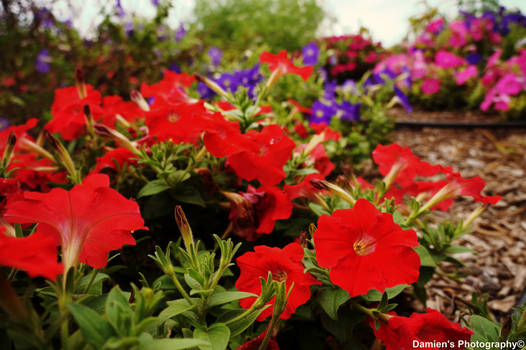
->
[426,18,444,34]
[435,51,465,69]
[495,74,522,95]
[455,66,478,85]
[411,51,428,79]
[449,21,468,48]
[421,78,441,95]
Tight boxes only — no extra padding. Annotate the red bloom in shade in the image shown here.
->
[90,147,138,175]
[235,243,320,321]
[372,143,440,187]
[314,199,420,297]
[226,125,296,186]
[227,185,293,241]
[373,308,473,350]
[46,85,102,140]
[237,331,280,350]
[260,50,314,81]
[0,227,63,280]
[8,153,66,191]
[293,122,310,138]
[4,174,146,272]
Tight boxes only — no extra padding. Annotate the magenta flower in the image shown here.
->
[455,66,478,85]
[426,18,444,34]
[421,78,441,95]
[435,51,465,69]
[449,21,468,49]
[495,74,522,95]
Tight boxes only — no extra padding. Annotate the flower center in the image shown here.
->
[353,235,376,256]
[168,113,180,122]
[273,270,288,282]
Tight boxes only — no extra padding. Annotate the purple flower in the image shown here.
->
[116,0,125,17]
[36,49,51,73]
[310,100,336,125]
[169,63,181,73]
[0,117,9,131]
[466,52,482,65]
[394,86,413,113]
[341,80,357,94]
[338,101,361,121]
[151,0,160,6]
[217,73,239,93]
[208,47,222,66]
[125,22,135,36]
[324,82,337,100]
[302,42,320,65]
[176,24,186,42]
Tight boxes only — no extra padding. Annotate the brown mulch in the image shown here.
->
[387,111,526,322]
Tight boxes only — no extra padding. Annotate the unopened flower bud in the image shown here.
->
[130,90,150,111]
[44,131,79,183]
[174,206,194,251]
[93,124,140,155]
[195,74,230,100]
[75,67,87,99]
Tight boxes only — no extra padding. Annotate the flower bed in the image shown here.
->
[0,47,522,350]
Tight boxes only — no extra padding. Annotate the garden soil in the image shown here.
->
[385,110,526,322]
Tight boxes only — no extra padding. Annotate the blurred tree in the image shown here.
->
[191,0,326,53]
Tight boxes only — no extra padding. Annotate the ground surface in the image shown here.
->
[388,109,526,321]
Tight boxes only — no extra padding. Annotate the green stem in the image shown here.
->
[168,270,192,305]
[258,318,279,350]
[225,298,264,325]
[83,269,98,294]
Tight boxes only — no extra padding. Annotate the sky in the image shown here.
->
[43,0,526,47]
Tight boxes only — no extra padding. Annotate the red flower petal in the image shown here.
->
[314,199,420,297]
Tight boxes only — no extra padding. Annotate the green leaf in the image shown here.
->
[67,303,115,349]
[318,287,350,320]
[138,179,171,198]
[137,335,210,350]
[361,284,409,302]
[157,303,195,324]
[414,245,437,267]
[193,323,230,350]
[208,291,257,308]
[172,185,205,207]
[222,306,271,336]
[77,272,110,295]
[470,315,501,342]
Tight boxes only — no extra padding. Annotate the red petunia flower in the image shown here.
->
[4,174,146,272]
[226,185,293,241]
[260,50,314,81]
[372,143,440,187]
[284,173,325,200]
[90,147,138,175]
[100,95,144,126]
[373,308,473,350]
[0,227,63,280]
[46,85,102,140]
[236,242,320,321]
[226,125,296,186]
[420,168,501,211]
[310,123,341,141]
[140,70,195,104]
[314,199,420,297]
